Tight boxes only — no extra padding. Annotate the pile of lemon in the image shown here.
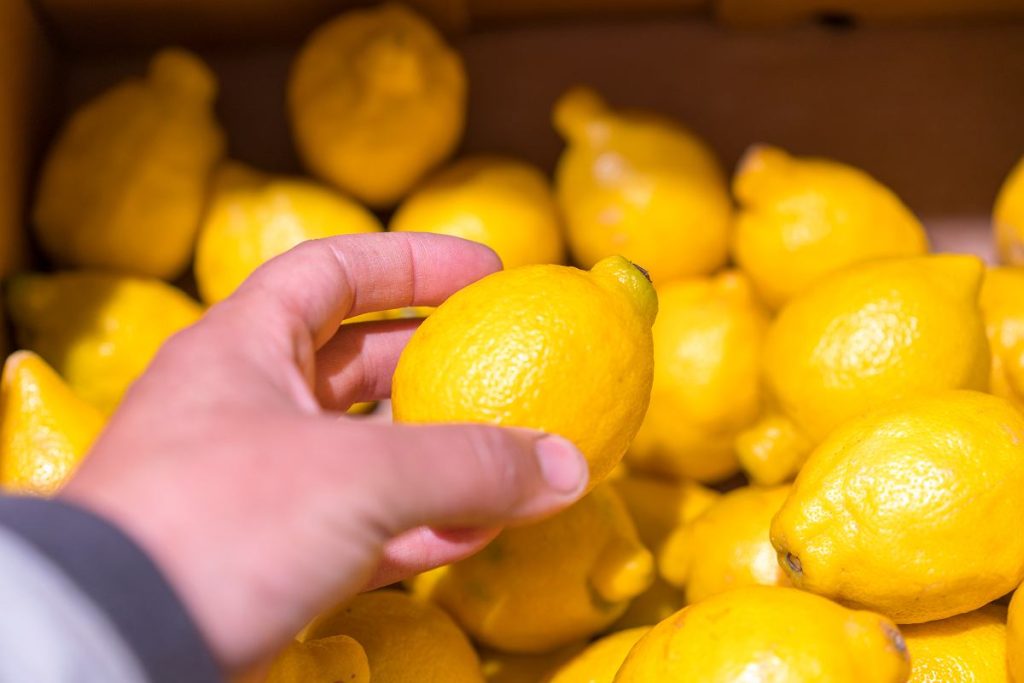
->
[4,3,1024,682]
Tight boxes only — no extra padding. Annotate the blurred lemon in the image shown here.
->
[996,155,1024,265]
[732,145,927,309]
[301,590,482,682]
[195,162,382,305]
[411,485,654,653]
[901,605,1007,683]
[391,155,564,268]
[33,48,224,279]
[772,390,1024,624]
[546,627,649,683]
[614,586,909,682]
[660,484,791,603]
[1009,589,1024,681]
[980,266,1024,411]
[0,351,104,496]
[288,3,466,207]
[738,255,989,485]
[479,643,586,683]
[553,86,731,284]
[265,636,369,683]
[627,270,768,482]
[392,255,657,488]
[6,272,203,413]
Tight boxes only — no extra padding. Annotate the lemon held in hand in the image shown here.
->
[772,390,1024,624]
[33,48,224,279]
[392,255,656,488]
[391,155,565,268]
[901,605,1007,683]
[265,636,369,683]
[288,3,466,207]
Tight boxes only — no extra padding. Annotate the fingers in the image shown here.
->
[314,319,421,409]
[364,527,500,591]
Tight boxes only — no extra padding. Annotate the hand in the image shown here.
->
[60,233,588,671]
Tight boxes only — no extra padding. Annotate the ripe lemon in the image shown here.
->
[411,485,654,653]
[33,49,224,279]
[392,255,657,488]
[300,590,482,682]
[391,155,564,268]
[0,351,104,496]
[996,155,1024,265]
[626,270,768,482]
[1009,589,1024,681]
[738,254,989,485]
[479,644,586,683]
[980,266,1024,411]
[901,605,1007,683]
[195,162,381,304]
[553,86,732,284]
[545,627,649,683]
[772,390,1024,624]
[614,586,909,683]
[660,484,791,604]
[6,272,203,413]
[288,3,466,207]
[732,145,927,309]
[265,636,368,683]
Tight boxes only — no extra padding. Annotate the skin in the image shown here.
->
[58,233,589,673]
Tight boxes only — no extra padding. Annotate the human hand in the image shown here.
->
[59,233,588,671]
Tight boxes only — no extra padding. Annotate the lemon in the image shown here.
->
[392,255,656,488]
[660,484,791,604]
[901,605,1007,683]
[732,145,927,309]
[391,155,565,268]
[1009,589,1024,681]
[6,272,203,413]
[545,627,649,683]
[980,266,1024,411]
[772,390,1024,624]
[265,636,369,683]
[996,155,1024,265]
[33,48,224,280]
[738,254,989,486]
[411,485,654,653]
[553,86,732,284]
[194,162,382,305]
[479,644,586,683]
[288,3,466,207]
[614,586,909,682]
[0,351,104,496]
[626,270,768,482]
[301,590,482,682]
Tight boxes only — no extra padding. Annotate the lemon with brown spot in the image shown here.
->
[901,605,1007,683]
[265,636,369,683]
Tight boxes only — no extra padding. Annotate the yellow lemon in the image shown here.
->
[33,49,224,280]
[660,484,791,604]
[901,605,1008,683]
[1009,589,1024,681]
[411,485,654,653]
[553,86,732,284]
[614,586,909,682]
[288,3,466,207]
[391,155,565,268]
[626,270,768,482]
[996,155,1024,265]
[0,351,104,496]
[738,254,989,486]
[545,627,649,683]
[732,145,927,309]
[194,162,382,305]
[479,644,586,683]
[301,590,482,682]
[771,390,1024,624]
[981,267,1024,411]
[265,636,369,683]
[392,255,656,488]
[6,272,203,413]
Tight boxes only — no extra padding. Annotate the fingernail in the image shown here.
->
[535,435,588,494]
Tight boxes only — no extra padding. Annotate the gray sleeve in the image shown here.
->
[0,497,222,683]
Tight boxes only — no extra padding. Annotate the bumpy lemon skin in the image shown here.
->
[195,162,382,305]
[732,145,927,309]
[391,155,565,269]
[392,255,656,489]
[411,485,654,654]
[980,266,1024,412]
[33,48,225,280]
[553,86,732,285]
[545,627,649,683]
[772,390,1024,624]
[627,270,768,482]
[265,636,370,683]
[1009,589,1024,682]
[288,3,466,207]
[613,586,910,683]
[997,156,1024,265]
[900,605,1008,683]
[0,351,104,496]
